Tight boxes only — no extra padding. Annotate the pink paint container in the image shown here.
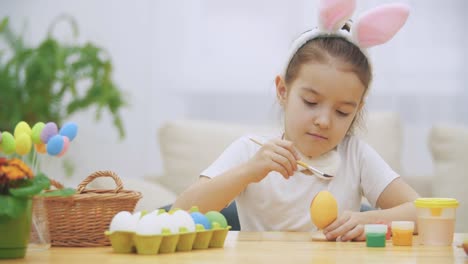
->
[414,198,459,246]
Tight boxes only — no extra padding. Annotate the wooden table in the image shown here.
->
[7,232,468,263]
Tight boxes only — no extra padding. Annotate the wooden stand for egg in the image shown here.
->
[309,191,338,241]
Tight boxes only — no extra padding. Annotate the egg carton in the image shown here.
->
[105,224,231,254]
[104,207,231,255]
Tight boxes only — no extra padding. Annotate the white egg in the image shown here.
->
[157,212,179,234]
[172,210,195,232]
[109,211,139,232]
[132,211,143,220]
[136,212,165,235]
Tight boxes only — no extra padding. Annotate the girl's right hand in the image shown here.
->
[245,138,300,182]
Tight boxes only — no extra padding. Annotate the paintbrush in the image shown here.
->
[249,137,334,180]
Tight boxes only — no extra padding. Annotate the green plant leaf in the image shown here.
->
[0,17,8,33]
[0,15,126,138]
[9,173,51,198]
[38,188,75,197]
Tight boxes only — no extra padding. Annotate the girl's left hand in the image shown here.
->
[322,210,369,242]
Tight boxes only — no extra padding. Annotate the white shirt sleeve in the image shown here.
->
[201,136,254,179]
[356,138,400,208]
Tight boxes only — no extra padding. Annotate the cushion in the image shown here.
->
[429,124,468,232]
[156,119,276,194]
[355,111,402,174]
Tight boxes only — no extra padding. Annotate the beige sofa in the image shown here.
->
[90,112,467,232]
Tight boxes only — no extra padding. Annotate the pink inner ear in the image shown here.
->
[354,3,410,48]
[319,0,356,32]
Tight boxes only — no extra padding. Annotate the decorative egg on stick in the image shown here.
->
[0,120,78,159]
[57,136,70,157]
[40,122,58,144]
[46,135,65,156]
[1,132,16,155]
[15,133,32,155]
[59,122,78,141]
[35,143,47,154]
[31,122,46,144]
[309,190,338,230]
[14,121,32,138]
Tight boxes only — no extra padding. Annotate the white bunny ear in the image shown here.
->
[352,3,410,48]
[318,0,356,32]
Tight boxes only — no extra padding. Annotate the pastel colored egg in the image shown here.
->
[40,122,58,143]
[46,135,64,156]
[14,121,32,138]
[31,122,46,144]
[15,133,32,155]
[190,212,212,230]
[205,211,228,228]
[310,190,338,230]
[57,136,70,157]
[59,122,78,141]
[1,132,16,155]
[35,143,47,154]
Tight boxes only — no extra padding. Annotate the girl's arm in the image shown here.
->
[171,165,252,212]
[323,177,419,241]
[371,177,420,223]
[172,138,299,212]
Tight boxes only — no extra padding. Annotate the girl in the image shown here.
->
[173,0,419,241]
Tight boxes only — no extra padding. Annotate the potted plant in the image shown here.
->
[0,16,127,138]
[0,158,50,259]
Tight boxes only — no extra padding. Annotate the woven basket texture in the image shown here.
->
[44,171,142,247]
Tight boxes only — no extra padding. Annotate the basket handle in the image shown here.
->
[50,178,65,190]
[76,170,123,194]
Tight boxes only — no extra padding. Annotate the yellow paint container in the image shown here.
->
[414,198,459,246]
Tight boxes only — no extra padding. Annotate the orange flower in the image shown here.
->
[0,158,33,181]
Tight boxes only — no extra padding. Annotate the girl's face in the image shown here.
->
[276,61,365,158]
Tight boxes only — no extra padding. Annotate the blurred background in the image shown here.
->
[0,0,466,186]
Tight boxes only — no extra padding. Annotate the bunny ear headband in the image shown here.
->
[283,0,410,76]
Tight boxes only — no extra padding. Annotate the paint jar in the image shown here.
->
[391,221,414,246]
[414,198,459,246]
[365,224,387,247]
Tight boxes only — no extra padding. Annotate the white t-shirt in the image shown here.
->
[201,134,399,231]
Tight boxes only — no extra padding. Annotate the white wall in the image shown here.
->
[0,0,466,186]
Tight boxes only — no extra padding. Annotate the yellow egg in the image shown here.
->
[309,190,338,229]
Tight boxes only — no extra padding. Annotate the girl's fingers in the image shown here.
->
[327,218,359,240]
[274,139,300,160]
[323,213,350,234]
[256,138,301,179]
[270,152,293,178]
[353,228,367,242]
[268,140,298,172]
[341,224,365,242]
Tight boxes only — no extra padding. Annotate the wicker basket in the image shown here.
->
[44,170,142,247]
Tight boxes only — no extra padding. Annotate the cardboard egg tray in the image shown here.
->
[105,224,231,254]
